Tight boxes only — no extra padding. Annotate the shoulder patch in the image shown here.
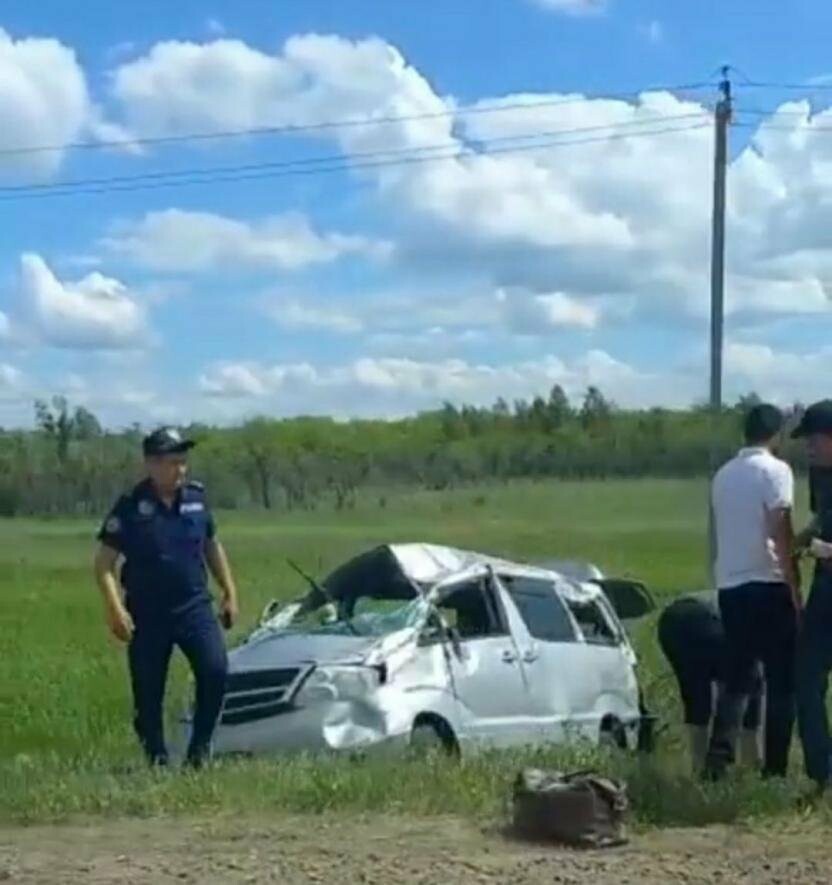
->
[105,515,122,534]
[137,499,155,516]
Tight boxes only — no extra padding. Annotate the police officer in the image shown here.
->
[93,427,240,768]
[658,591,763,776]
[792,401,832,795]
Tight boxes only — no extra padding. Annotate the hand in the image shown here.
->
[106,603,134,643]
[220,596,239,630]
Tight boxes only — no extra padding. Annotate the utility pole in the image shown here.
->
[709,67,732,414]
[707,68,732,581]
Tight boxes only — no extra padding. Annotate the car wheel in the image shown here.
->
[599,716,628,750]
[409,718,458,758]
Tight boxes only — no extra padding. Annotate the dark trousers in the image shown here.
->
[658,600,761,729]
[127,602,228,765]
[797,574,832,787]
[709,582,797,777]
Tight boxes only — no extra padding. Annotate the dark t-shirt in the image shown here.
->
[98,478,216,618]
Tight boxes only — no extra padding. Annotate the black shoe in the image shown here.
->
[184,747,210,770]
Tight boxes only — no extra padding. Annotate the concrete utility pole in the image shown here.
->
[709,68,732,414]
[707,68,732,581]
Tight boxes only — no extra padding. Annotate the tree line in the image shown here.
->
[0,388,808,517]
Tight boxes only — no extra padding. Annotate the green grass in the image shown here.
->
[0,478,818,826]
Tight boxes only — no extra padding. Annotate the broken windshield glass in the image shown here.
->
[257,596,429,640]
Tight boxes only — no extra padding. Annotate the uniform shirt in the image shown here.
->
[711,447,794,590]
[98,478,216,617]
[810,466,832,540]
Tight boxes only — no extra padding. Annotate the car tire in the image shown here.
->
[599,716,628,751]
[409,718,458,758]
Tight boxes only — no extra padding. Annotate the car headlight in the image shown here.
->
[295,666,379,705]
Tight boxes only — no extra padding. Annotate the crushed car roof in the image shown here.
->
[322,542,608,605]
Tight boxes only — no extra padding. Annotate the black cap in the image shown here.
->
[791,400,832,438]
[142,426,196,456]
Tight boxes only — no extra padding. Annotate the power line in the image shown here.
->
[0,120,709,202]
[0,81,714,158]
[734,119,832,132]
[739,80,832,91]
[0,112,707,197]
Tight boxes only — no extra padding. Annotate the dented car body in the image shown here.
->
[203,543,654,757]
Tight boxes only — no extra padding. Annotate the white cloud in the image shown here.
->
[0,362,24,399]
[103,209,392,272]
[724,341,832,404]
[532,0,608,15]
[0,28,93,178]
[107,33,832,332]
[268,299,365,334]
[17,253,148,350]
[197,350,689,418]
[499,288,601,331]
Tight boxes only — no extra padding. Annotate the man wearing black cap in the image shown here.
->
[792,401,832,794]
[706,403,800,778]
[93,427,239,768]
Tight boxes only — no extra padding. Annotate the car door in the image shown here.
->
[559,584,639,738]
[497,573,598,743]
[432,569,536,747]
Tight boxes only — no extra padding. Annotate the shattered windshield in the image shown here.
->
[259,595,429,639]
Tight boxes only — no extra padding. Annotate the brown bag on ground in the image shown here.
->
[511,768,629,848]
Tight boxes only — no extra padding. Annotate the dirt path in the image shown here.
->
[1,814,828,884]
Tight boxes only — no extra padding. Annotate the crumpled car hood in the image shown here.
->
[229,631,378,671]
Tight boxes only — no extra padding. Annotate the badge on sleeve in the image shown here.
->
[138,500,155,516]
[105,515,121,534]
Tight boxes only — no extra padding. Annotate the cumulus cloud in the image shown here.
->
[197,349,686,417]
[498,288,601,331]
[0,28,93,178]
[267,299,365,334]
[105,33,832,336]
[103,209,392,272]
[17,253,148,349]
[0,362,25,399]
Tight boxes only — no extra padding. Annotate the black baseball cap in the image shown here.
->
[142,426,196,456]
[791,400,832,438]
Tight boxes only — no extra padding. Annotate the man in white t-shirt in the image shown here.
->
[706,403,800,779]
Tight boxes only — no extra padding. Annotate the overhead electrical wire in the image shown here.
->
[738,80,832,91]
[0,117,710,202]
[1,112,708,197]
[0,81,715,158]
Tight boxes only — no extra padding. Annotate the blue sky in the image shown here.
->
[0,0,831,427]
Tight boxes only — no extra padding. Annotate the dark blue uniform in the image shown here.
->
[98,478,227,766]
[797,466,832,787]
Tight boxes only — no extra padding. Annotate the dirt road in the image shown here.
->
[1,814,827,884]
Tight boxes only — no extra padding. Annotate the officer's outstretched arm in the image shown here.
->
[206,538,239,629]
[93,544,134,643]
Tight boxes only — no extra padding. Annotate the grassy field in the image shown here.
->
[0,477,821,826]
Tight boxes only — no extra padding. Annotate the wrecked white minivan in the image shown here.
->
[204,544,654,757]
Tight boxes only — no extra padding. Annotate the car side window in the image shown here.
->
[565,597,619,646]
[501,576,577,642]
[436,578,507,639]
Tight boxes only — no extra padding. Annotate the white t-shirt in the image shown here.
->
[711,447,794,589]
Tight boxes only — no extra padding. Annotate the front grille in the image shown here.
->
[219,666,305,726]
